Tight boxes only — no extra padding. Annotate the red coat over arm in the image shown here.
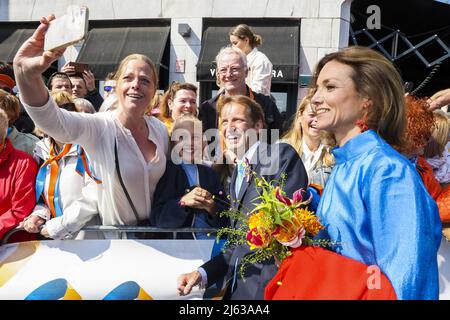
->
[265,246,397,300]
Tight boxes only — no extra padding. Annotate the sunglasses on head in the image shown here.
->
[104,85,115,92]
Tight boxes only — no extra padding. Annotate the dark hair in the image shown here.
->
[229,24,262,48]
[47,72,72,90]
[311,46,406,149]
[68,74,87,87]
[0,61,15,81]
[159,81,198,119]
[0,61,16,91]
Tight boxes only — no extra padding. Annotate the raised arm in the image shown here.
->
[13,16,108,149]
[13,15,65,107]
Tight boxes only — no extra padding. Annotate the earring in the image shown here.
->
[356,114,369,132]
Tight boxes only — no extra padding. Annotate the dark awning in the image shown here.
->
[76,25,170,80]
[0,23,37,63]
[197,23,300,84]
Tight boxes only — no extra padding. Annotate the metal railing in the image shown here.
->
[350,27,450,68]
[1,226,220,245]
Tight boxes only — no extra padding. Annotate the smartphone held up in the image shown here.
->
[44,5,89,52]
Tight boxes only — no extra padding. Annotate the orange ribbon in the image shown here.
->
[40,143,72,218]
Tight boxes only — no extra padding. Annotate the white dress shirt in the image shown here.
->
[246,47,273,96]
[301,139,324,184]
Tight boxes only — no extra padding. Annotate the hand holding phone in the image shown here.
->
[44,5,89,52]
[62,61,89,75]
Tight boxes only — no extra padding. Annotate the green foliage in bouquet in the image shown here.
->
[215,164,332,280]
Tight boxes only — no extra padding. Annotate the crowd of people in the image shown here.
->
[1,15,450,300]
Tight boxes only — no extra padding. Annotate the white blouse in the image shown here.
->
[246,47,273,96]
[22,97,169,235]
[301,139,324,183]
[30,138,99,239]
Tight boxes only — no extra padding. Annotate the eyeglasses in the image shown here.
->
[217,67,243,76]
[104,85,115,92]
[59,102,77,112]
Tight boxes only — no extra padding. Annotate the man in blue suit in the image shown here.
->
[177,95,308,300]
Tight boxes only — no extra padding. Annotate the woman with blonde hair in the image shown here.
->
[424,110,450,241]
[13,15,169,237]
[229,24,273,96]
[282,95,335,188]
[425,110,450,184]
[32,91,74,137]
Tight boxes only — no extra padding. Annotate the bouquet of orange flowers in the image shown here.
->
[216,167,331,279]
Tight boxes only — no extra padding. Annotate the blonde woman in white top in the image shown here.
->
[13,15,169,237]
[282,95,335,188]
[229,24,273,96]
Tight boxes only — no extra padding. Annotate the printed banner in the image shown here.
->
[1,238,449,300]
[0,239,224,300]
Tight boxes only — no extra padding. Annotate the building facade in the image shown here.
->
[0,0,352,118]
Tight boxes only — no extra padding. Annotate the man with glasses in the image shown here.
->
[199,47,282,142]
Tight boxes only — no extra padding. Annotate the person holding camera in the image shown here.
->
[61,62,103,111]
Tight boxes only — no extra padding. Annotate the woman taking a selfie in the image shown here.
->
[13,15,169,237]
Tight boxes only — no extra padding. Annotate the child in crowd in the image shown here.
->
[151,115,229,239]
[425,110,450,185]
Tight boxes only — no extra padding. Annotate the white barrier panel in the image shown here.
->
[0,239,223,300]
[2,238,449,300]
[438,237,450,300]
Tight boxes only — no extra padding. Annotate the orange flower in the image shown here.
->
[294,208,324,236]
[272,218,302,243]
[248,210,268,230]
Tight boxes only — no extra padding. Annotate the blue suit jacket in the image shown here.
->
[201,142,308,300]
